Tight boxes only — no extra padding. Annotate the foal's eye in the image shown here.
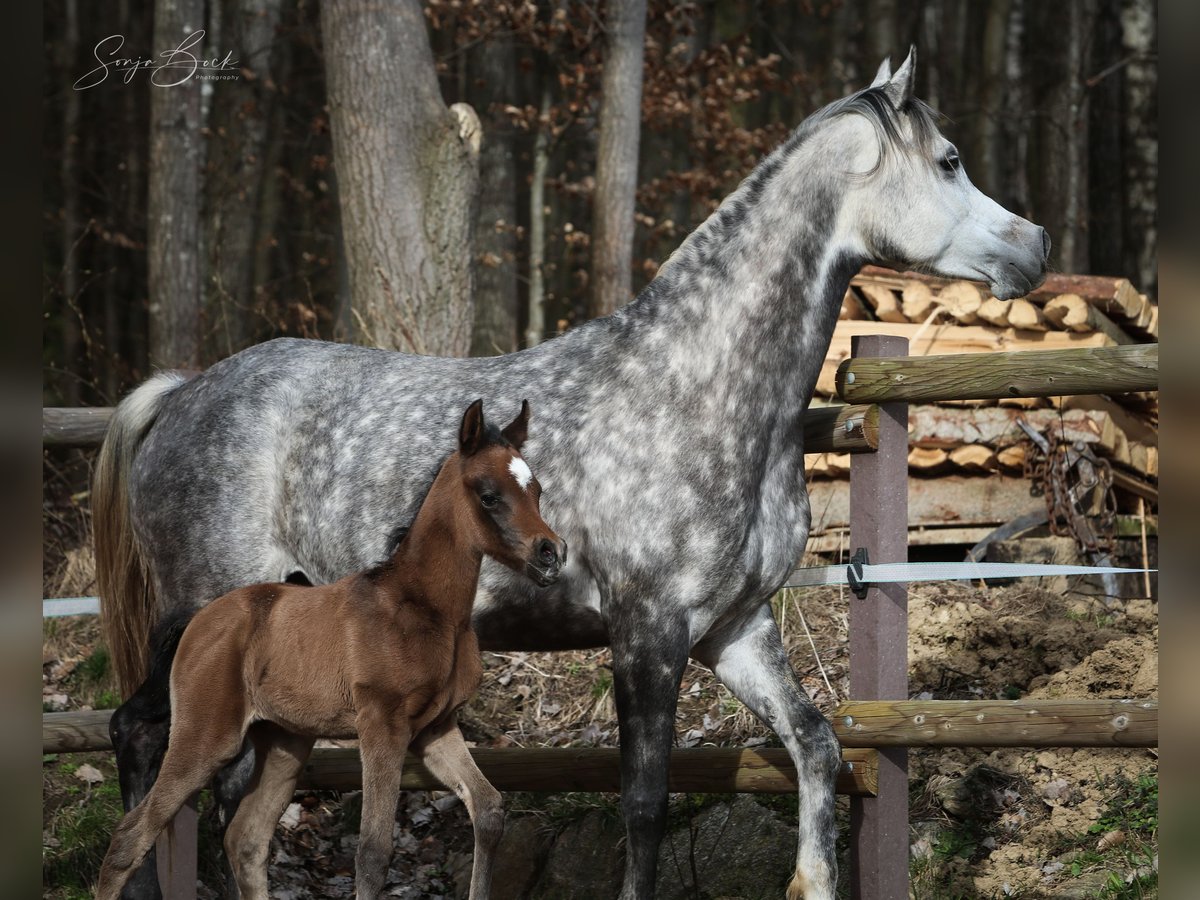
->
[480,493,500,510]
[939,150,961,174]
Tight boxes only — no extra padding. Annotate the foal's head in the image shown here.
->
[452,399,566,587]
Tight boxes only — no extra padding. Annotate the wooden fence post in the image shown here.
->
[847,334,909,900]
[156,799,198,899]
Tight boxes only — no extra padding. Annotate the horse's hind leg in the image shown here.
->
[354,705,413,900]
[414,715,504,899]
[224,723,315,900]
[693,602,840,900]
[609,610,691,900]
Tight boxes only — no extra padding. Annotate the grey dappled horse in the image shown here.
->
[97,50,1048,900]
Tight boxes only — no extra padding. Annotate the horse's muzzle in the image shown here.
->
[527,538,567,587]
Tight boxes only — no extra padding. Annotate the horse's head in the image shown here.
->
[455,399,566,587]
[832,47,1050,299]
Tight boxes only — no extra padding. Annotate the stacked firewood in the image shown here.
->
[805,267,1158,542]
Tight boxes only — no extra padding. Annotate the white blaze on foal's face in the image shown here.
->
[508,455,533,491]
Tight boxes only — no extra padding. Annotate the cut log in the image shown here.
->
[806,453,851,478]
[1051,395,1157,445]
[977,297,1011,327]
[807,474,1044,532]
[937,281,983,324]
[839,288,870,320]
[1043,294,1134,344]
[1027,274,1144,320]
[906,405,1138,464]
[996,445,1028,471]
[858,283,907,323]
[1005,298,1048,332]
[948,444,999,472]
[908,446,950,472]
[900,281,937,321]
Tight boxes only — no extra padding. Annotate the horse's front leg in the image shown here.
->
[413,714,504,899]
[354,704,413,900]
[609,604,691,900]
[693,602,841,900]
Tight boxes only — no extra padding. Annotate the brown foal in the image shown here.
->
[96,399,565,900]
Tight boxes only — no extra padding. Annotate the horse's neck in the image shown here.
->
[614,174,862,425]
[383,476,482,618]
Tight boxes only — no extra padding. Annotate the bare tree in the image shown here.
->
[148,0,206,369]
[204,0,284,357]
[975,0,1012,199]
[321,0,481,356]
[1120,0,1156,293]
[589,0,647,318]
[526,87,553,348]
[470,32,520,356]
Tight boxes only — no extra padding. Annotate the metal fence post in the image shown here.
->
[847,334,910,900]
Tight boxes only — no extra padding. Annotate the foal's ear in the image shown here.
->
[501,400,530,451]
[459,399,486,456]
[882,45,916,107]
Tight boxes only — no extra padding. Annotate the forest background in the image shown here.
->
[42,0,1156,408]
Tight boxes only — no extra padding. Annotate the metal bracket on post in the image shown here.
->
[847,547,870,599]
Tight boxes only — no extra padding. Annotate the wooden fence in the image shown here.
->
[41,339,1158,900]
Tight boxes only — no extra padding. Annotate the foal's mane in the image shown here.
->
[362,420,519,582]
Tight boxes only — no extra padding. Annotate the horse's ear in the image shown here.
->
[883,45,916,107]
[501,400,530,451]
[459,399,486,456]
[869,57,892,88]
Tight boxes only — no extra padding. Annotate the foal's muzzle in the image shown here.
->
[527,537,567,587]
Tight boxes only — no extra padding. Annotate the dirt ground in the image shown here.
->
[43,536,1158,898]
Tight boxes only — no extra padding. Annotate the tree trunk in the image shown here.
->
[525,86,552,348]
[204,0,284,358]
[60,0,82,405]
[320,0,481,356]
[589,0,647,318]
[865,0,898,68]
[975,0,1011,199]
[1119,0,1156,294]
[470,32,520,356]
[148,0,206,369]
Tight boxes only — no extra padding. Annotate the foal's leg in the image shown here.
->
[223,723,315,900]
[413,715,504,899]
[96,719,246,900]
[354,705,413,900]
[609,609,691,900]
[693,602,841,900]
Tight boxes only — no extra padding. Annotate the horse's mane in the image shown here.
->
[809,85,943,172]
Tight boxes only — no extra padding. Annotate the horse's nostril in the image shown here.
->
[539,539,558,566]
[1040,228,1051,261]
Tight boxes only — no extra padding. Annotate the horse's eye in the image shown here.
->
[480,493,500,510]
[940,150,961,174]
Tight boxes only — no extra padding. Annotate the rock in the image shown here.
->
[530,810,624,899]
[655,796,795,899]
[492,815,553,900]
[1050,870,1115,898]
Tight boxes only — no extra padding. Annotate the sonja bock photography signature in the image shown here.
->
[74,30,239,90]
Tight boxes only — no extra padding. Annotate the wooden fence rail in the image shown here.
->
[45,700,1157,756]
[836,343,1158,403]
[43,403,883,456]
[43,711,877,797]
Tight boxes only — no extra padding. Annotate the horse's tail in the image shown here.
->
[94,371,190,698]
